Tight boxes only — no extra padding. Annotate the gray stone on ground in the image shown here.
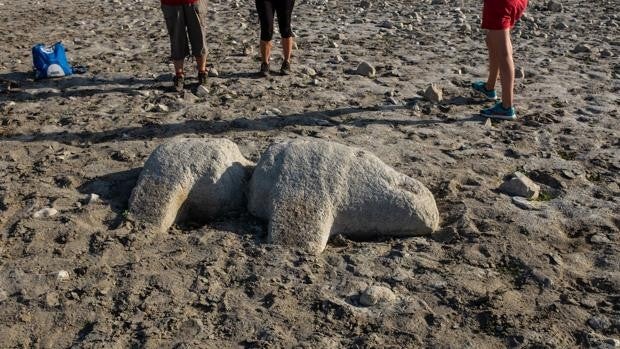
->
[511,196,540,210]
[423,84,443,103]
[547,1,563,12]
[573,43,592,54]
[196,85,209,97]
[57,270,70,281]
[355,61,376,77]
[248,139,440,254]
[360,286,396,306]
[588,315,612,330]
[129,138,254,234]
[499,172,540,199]
[208,68,219,77]
[301,66,317,77]
[33,207,58,219]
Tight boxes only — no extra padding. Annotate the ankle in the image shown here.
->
[501,102,512,109]
[175,71,184,77]
[485,83,495,91]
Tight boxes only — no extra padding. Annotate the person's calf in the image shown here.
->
[260,40,273,64]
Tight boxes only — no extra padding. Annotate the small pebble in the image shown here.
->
[512,196,540,210]
[590,233,611,244]
[423,84,443,103]
[355,61,376,77]
[87,193,100,204]
[33,207,58,219]
[196,85,209,97]
[208,68,219,77]
[57,270,70,282]
[302,66,317,77]
[360,285,396,306]
[588,315,611,330]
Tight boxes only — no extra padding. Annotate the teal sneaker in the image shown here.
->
[481,102,517,120]
[471,81,497,100]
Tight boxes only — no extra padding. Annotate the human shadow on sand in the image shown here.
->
[1,105,484,145]
[0,72,172,100]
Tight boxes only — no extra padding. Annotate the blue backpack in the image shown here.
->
[32,42,73,79]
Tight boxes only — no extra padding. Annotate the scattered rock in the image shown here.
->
[600,49,613,58]
[378,20,393,29]
[355,61,376,77]
[360,286,396,306]
[57,270,70,281]
[499,172,540,199]
[0,289,7,303]
[33,207,58,219]
[511,196,540,210]
[196,85,209,97]
[208,68,219,77]
[156,104,169,112]
[423,84,443,103]
[483,118,493,128]
[590,233,611,244]
[386,97,399,105]
[602,338,620,348]
[86,193,100,205]
[588,315,612,330]
[515,66,526,79]
[547,1,563,12]
[248,139,439,254]
[301,66,317,77]
[573,43,592,54]
[129,138,254,234]
[331,55,345,64]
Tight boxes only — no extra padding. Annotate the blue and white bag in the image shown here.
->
[32,42,73,79]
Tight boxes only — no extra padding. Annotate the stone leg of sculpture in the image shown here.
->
[268,195,334,254]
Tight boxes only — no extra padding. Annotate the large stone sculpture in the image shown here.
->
[248,140,439,254]
[128,138,254,234]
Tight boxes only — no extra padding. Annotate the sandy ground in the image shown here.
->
[0,0,619,348]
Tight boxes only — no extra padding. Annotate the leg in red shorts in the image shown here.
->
[473,0,528,119]
[482,0,528,30]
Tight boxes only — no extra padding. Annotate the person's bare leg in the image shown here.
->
[488,29,515,108]
[485,31,500,91]
[195,55,207,73]
[173,60,184,76]
[282,37,293,63]
[260,40,272,64]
